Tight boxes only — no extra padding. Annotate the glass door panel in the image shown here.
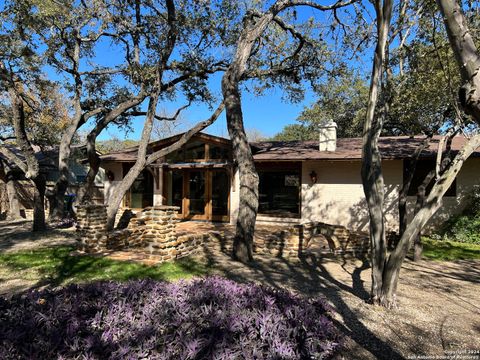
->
[211,171,229,216]
[188,171,206,216]
[171,171,183,213]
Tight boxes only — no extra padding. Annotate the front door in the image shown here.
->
[186,170,207,219]
[166,169,230,221]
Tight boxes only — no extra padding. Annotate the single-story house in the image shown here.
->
[99,125,480,233]
[0,144,105,218]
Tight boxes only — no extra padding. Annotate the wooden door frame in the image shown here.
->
[208,169,230,222]
[163,168,230,222]
[183,169,208,220]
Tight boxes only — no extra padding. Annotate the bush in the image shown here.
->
[0,277,342,359]
[442,186,480,244]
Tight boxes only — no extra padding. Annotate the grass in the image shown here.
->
[0,245,211,289]
[421,237,480,261]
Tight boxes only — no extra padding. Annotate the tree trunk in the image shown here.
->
[361,0,393,304]
[437,0,480,124]
[105,93,159,230]
[222,74,258,263]
[32,176,46,231]
[0,164,21,219]
[413,240,423,262]
[380,134,480,307]
[81,132,101,204]
[398,136,432,237]
[6,174,21,220]
[49,124,77,220]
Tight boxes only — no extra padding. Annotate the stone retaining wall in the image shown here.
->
[78,206,210,262]
[76,204,108,253]
[77,205,369,262]
[302,222,369,254]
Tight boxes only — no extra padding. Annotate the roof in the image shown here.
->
[99,132,231,162]
[98,132,480,163]
[251,135,480,161]
[0,143,96,170]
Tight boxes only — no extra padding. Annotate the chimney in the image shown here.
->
[319,121,337,151]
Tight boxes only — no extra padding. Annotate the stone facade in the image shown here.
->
[76,204,108,253]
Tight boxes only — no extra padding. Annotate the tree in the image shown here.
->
[221,0,357,262]
[360,0,480,307]
[102,0,237,229]
[271,123,317,141]
[297,72,368,138]
[0,62,48,231]
[360,0,393,306]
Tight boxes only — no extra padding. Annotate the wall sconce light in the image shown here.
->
[309,170,317,184]
[106,170,115,181]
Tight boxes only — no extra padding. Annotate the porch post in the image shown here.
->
[153,161,164,206]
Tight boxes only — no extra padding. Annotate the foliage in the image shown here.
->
[0,277,342,359]
[96,139,139,154]
[420,237,480,261]
[0,84,71,146]
[0,246,210,286]
[272,72,368,141]
[271,123,317,141]
[440,187,480,244]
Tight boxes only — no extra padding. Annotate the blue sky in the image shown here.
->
[98,83,316,141]
[31,1,372,142]
[91,3,363,142]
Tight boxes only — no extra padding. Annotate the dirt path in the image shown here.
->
[0,220,479,359]
[0,219,76,253]
[192,242,480,360]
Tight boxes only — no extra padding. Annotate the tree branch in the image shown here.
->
[145,101,225,165]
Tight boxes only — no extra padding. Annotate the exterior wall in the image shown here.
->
[300,158,479,233]
[102,162,124,204]
[407,157,480,231]
[301,160,401,232]
[229,168,240,225]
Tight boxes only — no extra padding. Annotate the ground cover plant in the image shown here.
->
[440,187,480,245]
[0,276,342,359]
[421,238,480,261]
[0,246,210,287]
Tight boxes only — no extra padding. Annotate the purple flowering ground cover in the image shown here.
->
[0,276,342,359]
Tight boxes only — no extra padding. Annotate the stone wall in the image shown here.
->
[77,205,369,262]
[103,206,209,261]
[253,226,303,257]
[76,204,108,252]
[302,222,369,254]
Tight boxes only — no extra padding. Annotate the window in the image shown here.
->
[184,140,206,161]
[257,165,301,217]
[404,159,456,197]
[209,145,230,160]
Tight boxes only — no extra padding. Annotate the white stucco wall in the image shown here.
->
[406,157,480,231]
[301,158,479,233]
[301,160,401,232]
[102,162,124,205]
[229,168,240,225]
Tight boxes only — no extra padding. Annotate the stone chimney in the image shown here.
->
[319,121,337,151]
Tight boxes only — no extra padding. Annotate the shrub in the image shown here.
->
[0,277,342,359]
[441,186,480,244]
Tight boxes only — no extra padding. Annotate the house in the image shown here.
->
[99,125,480,233]
[0,144,104,218]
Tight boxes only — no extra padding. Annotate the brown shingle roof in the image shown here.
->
[98,133,480,163]
[251,135,480,161]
